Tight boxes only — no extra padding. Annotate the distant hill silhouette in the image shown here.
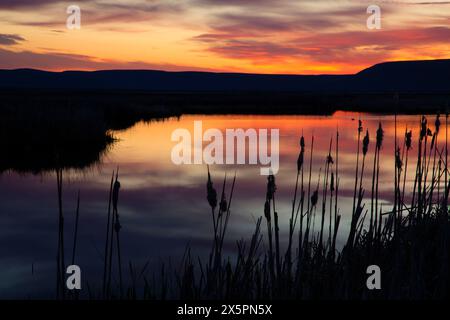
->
[1,59,450,93]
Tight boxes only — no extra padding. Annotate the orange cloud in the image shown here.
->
[0,0,449,74]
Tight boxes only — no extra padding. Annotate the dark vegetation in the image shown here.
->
[0,96,175,173]
[2,90,450,116]
[158,114,449,300]
[52,114,450,300]
[0,104,113,173]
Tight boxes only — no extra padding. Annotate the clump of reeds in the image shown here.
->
[172,113,449,300]
[204,166,236,296]
[56,113,450,300]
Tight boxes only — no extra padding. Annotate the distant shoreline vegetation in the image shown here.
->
[0,97,173,174]
[1,90,449,116]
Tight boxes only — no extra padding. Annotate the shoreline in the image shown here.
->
[1,90,449,116]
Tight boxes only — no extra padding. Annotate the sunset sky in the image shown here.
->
[0,0,449,74]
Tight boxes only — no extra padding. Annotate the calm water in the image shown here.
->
[0,112,443,298]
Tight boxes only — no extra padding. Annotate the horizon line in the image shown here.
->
[2,58,450,77]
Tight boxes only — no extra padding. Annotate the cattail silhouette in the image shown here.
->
[359,130,369,195]
[406,130,412,150]
[412,117,427,219]
[220,194,228,213]
[363,130,369,156]
[396,147,402,171]
[371,122,384,239]
[106,170,123,298]
[266,174,276,201]
[289,134,305,272]
[352,120,363,217]
[264,200,271,222]
[264,177,275,289]
[103,171,115,298]
[320,138,333,249]
[402,129,413,205]
[376,122,384,149]
[293,134,308,273]
[264,173,280,279]
[327,152,334,165]
[429,114,441,213]
[206,166,220,271]
[435,113,441,134]
[328,171,335,248]
[420,116,427,140]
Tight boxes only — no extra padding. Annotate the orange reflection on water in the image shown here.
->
[110,112,445,220]
[0,111,446,297]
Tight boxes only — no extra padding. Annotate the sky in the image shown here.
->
[0,0,449,74]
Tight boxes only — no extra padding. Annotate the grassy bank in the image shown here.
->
[0,95,175,173]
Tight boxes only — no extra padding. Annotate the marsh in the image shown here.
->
[0,111,441,298]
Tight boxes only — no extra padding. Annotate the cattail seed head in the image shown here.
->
[266,174,276,200]
[420,116,427,140]
[327,152,334,165]
[300,136,305,151]
[264,200,271,222]
[405,130,412,150]
[396,147,402,170]
[362,130,369,156]
[358,120,363,133]
[220,193,228,212]
[376,122,384,149]
[435,113,441,133]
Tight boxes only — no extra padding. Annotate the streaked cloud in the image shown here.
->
[0,0,89,9]
[0,47,220,72]
[0,0,449,73]
[0,34,25,45]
